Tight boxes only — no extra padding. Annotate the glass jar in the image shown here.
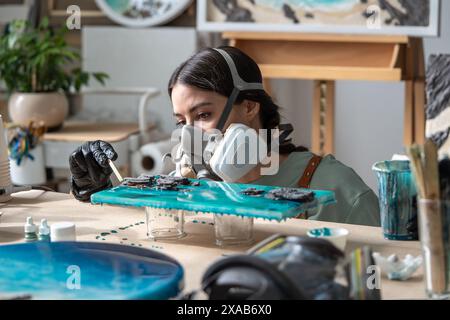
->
[146,208,186,240]
[214,214,254,247]
[372,160,418,240]
[417,199,450,299]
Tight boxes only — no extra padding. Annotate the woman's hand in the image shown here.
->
[69,140,118,202]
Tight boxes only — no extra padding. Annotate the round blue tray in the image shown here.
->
[0,242,184,300]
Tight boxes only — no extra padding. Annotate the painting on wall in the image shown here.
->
[197,0,440,36]
[426,54,450,158]
[95,0,192,27]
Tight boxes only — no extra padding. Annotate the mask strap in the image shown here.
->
[278,123,294,145]
[212,49,295,147]
[215,87,240,132]
[213,48,264,132]
[213,49,265,91]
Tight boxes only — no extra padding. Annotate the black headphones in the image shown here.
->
[201,254,307,300]
[200,235,348,300]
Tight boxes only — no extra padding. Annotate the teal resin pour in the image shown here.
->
[373,161,418,240]
[91,179,336,221]
[309,227,333,237]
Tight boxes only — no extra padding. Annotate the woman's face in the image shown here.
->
[171,83,260,132]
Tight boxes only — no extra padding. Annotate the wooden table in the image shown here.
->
[0,191,426,299]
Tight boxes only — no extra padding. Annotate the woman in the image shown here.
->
[70,46,380,227]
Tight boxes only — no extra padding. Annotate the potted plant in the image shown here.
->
[0,18,109,131]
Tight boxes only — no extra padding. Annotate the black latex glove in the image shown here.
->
[69,140,118,202]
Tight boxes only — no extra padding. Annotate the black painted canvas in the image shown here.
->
[426,54,450,157]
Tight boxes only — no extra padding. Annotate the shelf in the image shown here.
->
[225,33,408,82]
[260,64,402,81]
[43,122,140,142]
[223,32,410,44]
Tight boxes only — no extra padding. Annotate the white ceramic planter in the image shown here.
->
[10,144,46,186]
[8,92,69,130]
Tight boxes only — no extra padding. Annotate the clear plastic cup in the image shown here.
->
[145,208,186,240]
[214,214,254,247]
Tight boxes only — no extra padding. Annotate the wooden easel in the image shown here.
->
[223,32,426,156]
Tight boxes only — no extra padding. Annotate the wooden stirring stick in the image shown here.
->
[408,145,426,198]
[424,140,441,200]
[108,159,123,183]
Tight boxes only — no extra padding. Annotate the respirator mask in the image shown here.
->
[171,48,293,182]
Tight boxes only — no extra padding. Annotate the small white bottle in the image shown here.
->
[24,217,38,242]
[38,219,51,242]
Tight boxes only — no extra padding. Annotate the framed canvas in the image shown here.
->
[197,0,440,37]
[95,0,192,28]
[47,0,105,18]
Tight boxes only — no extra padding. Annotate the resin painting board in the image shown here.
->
[91,179,336,221]
[0,242,183,300]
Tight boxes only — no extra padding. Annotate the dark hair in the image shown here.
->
[168,46,307,154]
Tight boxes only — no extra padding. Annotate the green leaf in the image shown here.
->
[93,72,109,85]
[39,17,49,30]
[0,19,109,93]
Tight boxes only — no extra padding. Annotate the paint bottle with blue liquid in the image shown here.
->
[38,219,51,242]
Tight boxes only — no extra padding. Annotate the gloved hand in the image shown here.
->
[69,140,118,202]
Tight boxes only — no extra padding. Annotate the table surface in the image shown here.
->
[0,191,426,300]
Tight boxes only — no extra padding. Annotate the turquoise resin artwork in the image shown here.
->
[255,0,359,10]
[95,0,192,27]
[91,178,336,221]
[0,242,183,300]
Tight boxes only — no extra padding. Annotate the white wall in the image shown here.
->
[272,1,450,193]
[82,27,197,134]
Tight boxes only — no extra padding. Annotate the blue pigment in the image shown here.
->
[310,227,333,237]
